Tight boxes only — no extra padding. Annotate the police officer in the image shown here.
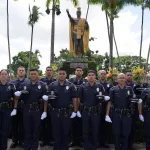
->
[140,83,150,150]
[40,66,56,147]
[78,70,110,150]
[15,68,48,150]
[47,68,78,150]
[98,70,113,148]
[69,67,87,147]
[125,71,139,150]
[0,69,18,150]
[10,67,29,148]
[105,73,142,150]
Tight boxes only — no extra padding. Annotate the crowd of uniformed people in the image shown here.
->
[0,66,150,150]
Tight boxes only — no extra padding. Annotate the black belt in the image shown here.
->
[83,103,102,115]
[144,105,150,112]
[114,108,131,117]
[24,102,40,109]
[0,101,13,109]
[48,104,73,117]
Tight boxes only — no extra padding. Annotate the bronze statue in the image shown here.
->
[66,7,89,57]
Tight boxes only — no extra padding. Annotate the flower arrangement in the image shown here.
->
[132,66,146,84]
[106,67,119,83]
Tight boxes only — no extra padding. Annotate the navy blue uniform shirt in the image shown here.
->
[141,86,150,104]
[78,82,105,107]
[98,80,113,95]
[109,85,133,109]
[0,81,16,103]
[48,80,77,109]
[19,80,47,104]
[40,77,56,86]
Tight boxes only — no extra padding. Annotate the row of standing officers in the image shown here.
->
[0,66,150,150]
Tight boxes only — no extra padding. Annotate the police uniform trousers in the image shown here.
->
[128,105,138,149]
[99,102,109,146]
[50,111,71,150]
[12,109,24,144]
[40,112,53,144]
[23,108,42,150]
[0,109,12,150]
[71,116,82,145]
[112,111,132,150]
[82,110,100,150]
[144,111,150,150]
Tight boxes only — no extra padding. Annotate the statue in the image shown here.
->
[66,7,89,57]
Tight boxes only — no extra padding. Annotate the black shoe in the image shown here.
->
[19,142,24,148]
[10,142,18,148]
[40,142,47,147]
[48,141,54,146]
[69,142,76,147]
[101,144,110,148]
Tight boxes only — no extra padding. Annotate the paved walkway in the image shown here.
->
[7,139,146,150]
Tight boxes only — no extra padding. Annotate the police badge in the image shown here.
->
[107,84,110,88]
[24,86,27,90]
[7,86,11,91]
[127,90,130,95]
[66,86,69,90]
[96,87,99,92]
[38,85,41,89]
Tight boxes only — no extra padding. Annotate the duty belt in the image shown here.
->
[143,105,150,112]
[114,108,131,117]
[24,102,40,109]
[0,101,13,109]
[83,103,102,115]
[48,104,73,117]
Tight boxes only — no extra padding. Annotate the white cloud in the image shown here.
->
[0,0,150,72]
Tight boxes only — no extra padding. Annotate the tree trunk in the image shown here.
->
[7,0,11,77]
[105,11,110,43]
[139,6,144,67]
[109,15,114,69]
[50,0,55,64]
[27,25,34,78]
[146,43,150,71]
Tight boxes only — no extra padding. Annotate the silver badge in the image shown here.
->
[127,90,130,95]
[24,86,27,90]
[96,88,99,92]
[38,85,41,89]
[107,84,110,88]
[133,84,136,87]
[66,86,69,90]
[7,86,11,90]
[133,94,136,98]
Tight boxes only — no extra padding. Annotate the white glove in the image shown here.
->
[105,115,112,123]
[14,91,21,97]
[138,99,142,104]
[41,112,47,120]
[42,95,48,101]
[77,111,81,118]
[70,112,76,118]
[104,96,110,101]
[11,109,17,116]
[139,115,144,122]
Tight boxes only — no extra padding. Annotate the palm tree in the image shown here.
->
[7,0,11,78]
[138,0,150,67]
[46,0,79,64]
[89,0,137,69]
[27,5,42,77]
[146,43,150,71]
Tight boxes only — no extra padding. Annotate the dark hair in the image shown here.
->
[75,67,83,70]
[30,68,39,73]
[0,69,8,74]
[46,66,53,70]
[58,68,67,73]
[87,70,96,75]
[126,70,132,74]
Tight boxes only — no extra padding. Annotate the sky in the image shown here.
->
[0,0,150,72]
